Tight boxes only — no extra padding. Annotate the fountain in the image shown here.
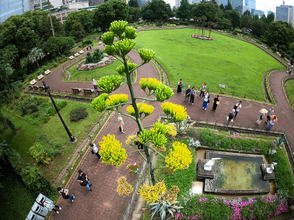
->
[202,151,270,194]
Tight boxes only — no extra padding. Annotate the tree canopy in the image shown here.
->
[191,1,220,22]
[141,0,173,22]
[265,21,294,48]
[176,0,191,21]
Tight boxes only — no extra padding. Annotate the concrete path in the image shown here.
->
[44,47,294,220]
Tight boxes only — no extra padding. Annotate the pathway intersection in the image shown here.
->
[43,47,294,220]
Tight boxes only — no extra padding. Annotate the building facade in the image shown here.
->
[175,0,192,8]
[251,8,264,17]
[276,5,294,26]
[220,0,227,6]
[0,0,34,22]
[267,10,275,17]
[244,0,255,10]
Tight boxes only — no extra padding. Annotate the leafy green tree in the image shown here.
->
[260,14,267,23]
[252,19,267,37]
[141,0,174,22]
[225,2,232,11]
[243,10,250,17]
[93,0,129,31]
[191,1,220,22]
[267,13,275,24]
[44,36,75,56]
[176,0,191,21]
[265,21,294,48]
[253,14,259,21]
[224,10,240,28]
[28,47,44,69]
[128,0,139,8]
[218,18,232,29]
[70,22,86,39]
[241,14,253,29]
[63,10,94,36]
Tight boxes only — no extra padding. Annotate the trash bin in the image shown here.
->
[26,210,45,220]
[31,202,48,217]
[35,193,53,205]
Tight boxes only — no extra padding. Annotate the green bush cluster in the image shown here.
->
[29,135,62,166]
[85,49,104,64]
[59,57,69,64]
[69,107,88,122]
[9,96,67,125]
[3,141,54,196]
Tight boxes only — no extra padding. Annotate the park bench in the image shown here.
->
[37,74,44,80]
[45,69,51,75]
[72,88,81,94]
[30,79,37,85]
[83,88,94,95]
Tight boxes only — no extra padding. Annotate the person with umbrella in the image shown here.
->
[256,109,268,125]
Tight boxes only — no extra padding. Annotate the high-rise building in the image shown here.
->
[228,0,242,11]
[0,0,34,23]
[191,0,201,4]
[220,0,227,7]
[88,0,103,6]
[276,5,294,26]
[251,8,264,17]
[267,10,275,17]
[244,0,255,10]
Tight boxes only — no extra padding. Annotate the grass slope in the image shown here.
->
[286,80,294,109]
[134,29,285,101]
[2,100,102,182]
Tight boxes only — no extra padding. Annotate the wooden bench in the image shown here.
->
[83,88,94,95]
[37,74,44,80]
[72,88,81,94]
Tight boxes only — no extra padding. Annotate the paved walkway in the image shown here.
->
[43,47,294,220]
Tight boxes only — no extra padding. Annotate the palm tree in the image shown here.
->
[28,47,44,69]
[201,16,207,36]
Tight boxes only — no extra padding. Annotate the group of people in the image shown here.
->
[256,107,278,131]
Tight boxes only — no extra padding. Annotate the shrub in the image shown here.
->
[84,39,93,45]
[3,140,54,196]
[85,49,104,64]
[186,128,201,140]
[29,135,62,166]
[20,96,40,116]
[279,45,287,52]
[59,57,69,64]
[70,107,88,122]
[271,46,277,53]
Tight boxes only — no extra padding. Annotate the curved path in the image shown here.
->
[42,48,294,220]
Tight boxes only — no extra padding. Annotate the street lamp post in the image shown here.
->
[42,81,77,143]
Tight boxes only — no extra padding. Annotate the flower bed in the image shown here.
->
[175,194,288,220]
[76,55,116,71]
[191,35,215,40]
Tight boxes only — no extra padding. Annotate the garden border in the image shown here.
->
[283,76,294,109]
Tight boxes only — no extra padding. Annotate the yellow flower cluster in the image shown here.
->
[161,102,187,122]
[125,135,139,145]
[137,181,166,203]
[165,141,192,171]
[117,177,134,195]
[99,134,127,167]
[166,123,177,137]
[152,121,168,134]
[105,94,128,106]
[139,78,162,93]
[126,103,154,117]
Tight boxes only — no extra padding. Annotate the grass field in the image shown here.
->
[134,29,285,101]
[286,80,294,109]
[2,99,103,182]
[68,59,122,82]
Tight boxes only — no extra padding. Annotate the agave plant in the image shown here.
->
[149,200,183,220]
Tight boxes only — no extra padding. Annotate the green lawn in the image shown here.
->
[2,99,103,182]
[134,28,285,101]
[286,80,294,109]
[67,59,121,82]
[0,161,36,220]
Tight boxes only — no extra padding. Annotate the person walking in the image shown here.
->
[233,101,242,118]
[177,79,183,93]
[255,113,265,125]
[77,170,92,191]
[89,44,92,50]
[86,46,88,51]
[190,87,196,105]
[92,78,98,92]
[57,187,75,203]
[184,85,191,102]
[266,107,274,123]
[90,143,101,160]
[41,201,61,214]
[202,92,210,110]
[266,116,277,131]
[226,109,235,125]
[212,95,220,111]
[118,113,125,133]
[199,83,206,98]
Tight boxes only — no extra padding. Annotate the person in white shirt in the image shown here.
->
[90,143,101,160]
[234,100,242,118]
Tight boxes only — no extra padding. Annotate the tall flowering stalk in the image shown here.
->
[91,21,192,215]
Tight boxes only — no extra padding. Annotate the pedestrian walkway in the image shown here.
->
[45,49,294,220]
